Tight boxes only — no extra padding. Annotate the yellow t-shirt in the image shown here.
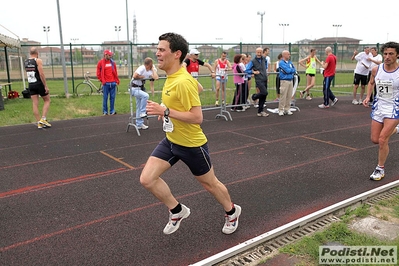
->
[162,67,207,147]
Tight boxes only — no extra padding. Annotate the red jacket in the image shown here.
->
[96,59,120,85]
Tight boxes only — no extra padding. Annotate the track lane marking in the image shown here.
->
[0,168,127,199]
[1,146,398,252]
[301,136,358,151]
[0,149,363,252]
[100,151,136,169]
[0,201,164,252]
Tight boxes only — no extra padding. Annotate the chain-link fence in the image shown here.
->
[0,41,383,94]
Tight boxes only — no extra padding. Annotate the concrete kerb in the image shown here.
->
[189,180,399,266]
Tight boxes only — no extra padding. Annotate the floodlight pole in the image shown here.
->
[115,26,121,41]
[257,11,265,45]
[43,26,50,45]
[332,24,342,43]
[279,23,289,44]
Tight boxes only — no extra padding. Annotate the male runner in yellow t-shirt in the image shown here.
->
[142,32,241,235]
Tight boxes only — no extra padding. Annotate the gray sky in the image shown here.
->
[1,0,397,46]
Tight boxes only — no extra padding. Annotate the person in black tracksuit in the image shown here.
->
[245,47,269,116]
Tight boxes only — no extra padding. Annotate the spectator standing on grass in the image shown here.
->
[274,53,282,101]
[298,48,322,100]
[278,50,296,116]
[367,47,383,103]
[362,41,399,181]
[261,47,271,106]
[213,51,232,106]
[130,57,159,130]
[24,47,52,129]
[263,47,271,73]
[245,53,254,106]
[96,50,120,115]
[231,54,247,112]
[318,47,339,109]
[183,48,215,79]
[142,32,241,235]
[351,46,372,105]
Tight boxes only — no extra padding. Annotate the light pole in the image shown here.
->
[279,23,289,44]
[43,26,50,44]
[70,38,78,65]
[115,26,121,41]
[332,24,342,43]
[257,11,265,45]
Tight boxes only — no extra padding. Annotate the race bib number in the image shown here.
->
[163,116,174,132]
[27,71,37,83]
[311,61,316,69]
[377,80,393,99]
[220,69,226,79]
[191,72,199,79]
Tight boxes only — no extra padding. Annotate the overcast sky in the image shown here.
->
[1,0,397,47]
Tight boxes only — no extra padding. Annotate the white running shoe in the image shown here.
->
[222,204,242,234]
[331,98,339,106]
[370,166,385,181]
[352,99,359,105]
[137,124,149,130]
[285,110,293,115]
[163,204,191,234]
[318,104,329,109]
[257,111,269,117]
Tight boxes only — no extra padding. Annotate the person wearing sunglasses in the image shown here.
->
[183,48,215,80]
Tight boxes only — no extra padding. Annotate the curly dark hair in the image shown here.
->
[158,33,188,64]
[380,41,399,56]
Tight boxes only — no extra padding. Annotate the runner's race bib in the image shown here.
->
[191,72,199,79]
[377,80,393,99]
[163,116,174,132]
[220,69,226,79]
[27,71,37,83]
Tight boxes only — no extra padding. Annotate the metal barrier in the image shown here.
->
[126,71,302,136]
[126,78,157,136]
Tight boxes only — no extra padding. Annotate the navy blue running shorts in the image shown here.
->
[151,138,212,176]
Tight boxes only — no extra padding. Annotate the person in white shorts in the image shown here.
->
[363,41,399,181]
[367,47,383,103]
[351,47,372,104]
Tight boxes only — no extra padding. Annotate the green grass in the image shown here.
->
[377,195,399,219]
[278,222,398,266]
[274,203,399,266]
[1,72,356,127]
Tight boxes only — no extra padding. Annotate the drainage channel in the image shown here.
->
[190,180,399,266]
[217,215,341,266]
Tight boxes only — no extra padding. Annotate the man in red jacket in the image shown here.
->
[97,50,120,115]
